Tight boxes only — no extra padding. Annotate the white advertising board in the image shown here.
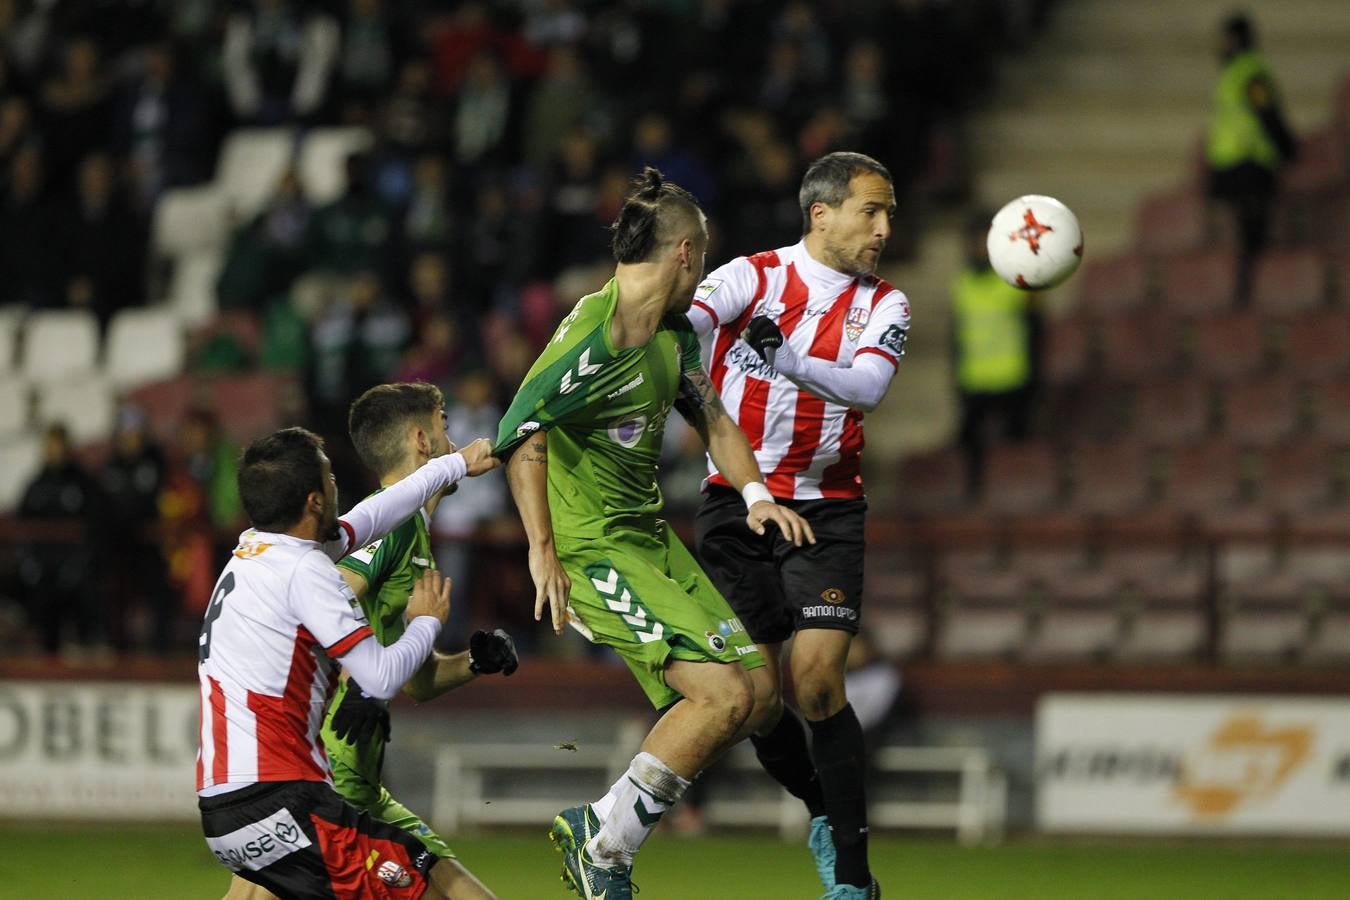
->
[1037,694,1350,834]
[0,681,199,820]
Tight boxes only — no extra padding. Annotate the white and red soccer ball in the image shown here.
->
[986,195,1084,290]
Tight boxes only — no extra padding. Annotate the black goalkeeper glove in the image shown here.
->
[742,315,784,367]
[468,628,519,676]
[330,679,390,745]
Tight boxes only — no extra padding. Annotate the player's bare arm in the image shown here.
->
[677,368,816,547]
[503,435,572,634]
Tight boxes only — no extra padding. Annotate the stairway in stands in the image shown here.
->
[865,0,1350,506]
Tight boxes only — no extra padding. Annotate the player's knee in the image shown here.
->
[749,681,783,736]
[795,672,847,721]
[711,670,755,737]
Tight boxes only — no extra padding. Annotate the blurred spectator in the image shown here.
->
[632,112,715,209]
[431,368,508,649]
[399,152,454,256]
[951,211,1042,498]
[841,40,892,162]
[222,0,340,125]
[1205,12,1296,305]
[219,165,314,310]
[98,406,174,655]
[16,423,105,658]
[58,152,147,326]
[304,151,394,277]
[456,181,519,314]
[0,141,60,307]
[116,40,220,206]
[403,250,454,327]
[451,49,517,172]
[395,310,467,388]
[536,126,609,273]
[0,95,34,175]
[724,139,801,257]
[522,43,594,171]
[335,0,406,124]
[38,35,112,185]
[379,59,447,158]
[308,270,410,433]
[522,0,587,49]
[159,409,237,618]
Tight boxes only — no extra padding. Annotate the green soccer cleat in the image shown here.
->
[821,878,881,900]
[549,805,635,900]
[808,815,836,890]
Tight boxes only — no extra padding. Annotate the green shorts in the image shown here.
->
[321,682,455,860]
[558,520,764,708]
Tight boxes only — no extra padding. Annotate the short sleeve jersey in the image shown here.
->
[495,278,702,538]
[197,531,373,792]
[336,494,434,646]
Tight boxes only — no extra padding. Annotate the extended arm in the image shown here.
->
[337,617,439,700]
[504,435,571,634]
[326,452,467,561]
[770,341,896,412]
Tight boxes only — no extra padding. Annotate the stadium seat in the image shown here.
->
[1281,310,1350,381]
[126,374,204,442]
[168,249,224,326]
[1191,313,1268,382]
[1116,603,1207,662]
[1079,252,1149,315]
[152,185,230,258]
[1221,377,1301,447]
[940,548,1028,603]
[1159,251,1237,317]
[0,432,42,512]
[1306,382,1350,442]
[1105,547,1207,605]
[21,309,99,385]
[896,447,968,515]
[981,442,1062,515]
[1162,441,1244,514]
[1135,189,1208,257]
[1219,604,1308,664]
[1023,602,1121,662]
[35,373,116,446]
[935,601,1027,661]
[1134,379,1211,446]
[105,307,187,391]
[215,128,296,220]
[1259,441,1339,514]
[1068,439,1154,515]
[1251,249,1328,315]
[869,606,929,661]
[1042,314,1091,386]
[213,372,293,442]
[1303,604,1350,664]
[0,378,28,439]
[298,127,373,205]
[1099,315,1182,381]
[1283,127,1347,194]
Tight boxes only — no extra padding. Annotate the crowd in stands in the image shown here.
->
[0,0,1047,661]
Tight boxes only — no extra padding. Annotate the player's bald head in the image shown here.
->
[610,167,706,264]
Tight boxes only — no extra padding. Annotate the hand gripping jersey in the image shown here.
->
[690,242,910,500]
[197,531,373,793]
[494,277,703,537]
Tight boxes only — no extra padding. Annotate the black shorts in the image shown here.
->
[199,780,435,899]
[695,485,866,645]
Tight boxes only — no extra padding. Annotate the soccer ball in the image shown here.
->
[986,195,1084,290]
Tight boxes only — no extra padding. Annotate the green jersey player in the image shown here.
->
[495,168,815,900]
[329,383,517,900]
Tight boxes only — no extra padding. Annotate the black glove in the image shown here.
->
[468,628,519,676]
[330,679,390,745]
[742,315,784,367]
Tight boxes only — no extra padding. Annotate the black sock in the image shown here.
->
[810,704,870,888]
[751,708,827,819]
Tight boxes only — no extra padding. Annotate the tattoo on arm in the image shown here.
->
[675,368,725,440]
[517,437,547,465]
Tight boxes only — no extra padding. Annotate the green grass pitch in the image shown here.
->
[4,823,1350,898]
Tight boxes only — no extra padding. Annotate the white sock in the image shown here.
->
[586,752,690,867]
[592,775,622,823]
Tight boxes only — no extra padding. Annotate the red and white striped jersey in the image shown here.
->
[196,530,373,794]
[690,241,910,500]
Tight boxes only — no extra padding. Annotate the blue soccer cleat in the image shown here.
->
[549,805,635,899]
[822,878,881,900]
[808,815,836,890]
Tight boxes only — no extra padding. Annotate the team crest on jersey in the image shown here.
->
[376,860,413,888]
[845,307,871,341]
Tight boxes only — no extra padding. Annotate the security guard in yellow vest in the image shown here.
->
[1206,13,1296,304]
[952,212,1041,497]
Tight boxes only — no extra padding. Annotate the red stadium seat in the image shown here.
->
[1079,252,1150,315]
[981,442,1062,515]
[1219,604,1308,663]
[1099,315,1183,382]
[1134,379,1212,446]
[934,601,1027,661]
[1307,382,1350,442]
[1162,440,1244,514]
[896,447,968,515]
[1116,603,1208,662]
[1023,601,1122,662]
[1251,249,1328,315]
[1068,439,1154,515]
[1104,547,1207,605]
[1221,377,1301,446]
[1160,251,1237,317]
[940,548,1028,602]
[1259,441,1339,513]
[1042,314,1092,386]
[1191,312,1269,382]
[1282,310,1350,381]
[1136,189,1208,257]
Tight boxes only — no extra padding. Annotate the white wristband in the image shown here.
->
[741,482,775,508]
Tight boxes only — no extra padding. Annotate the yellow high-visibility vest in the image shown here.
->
[1206,51,1281,171]
[952,267,1029,393]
